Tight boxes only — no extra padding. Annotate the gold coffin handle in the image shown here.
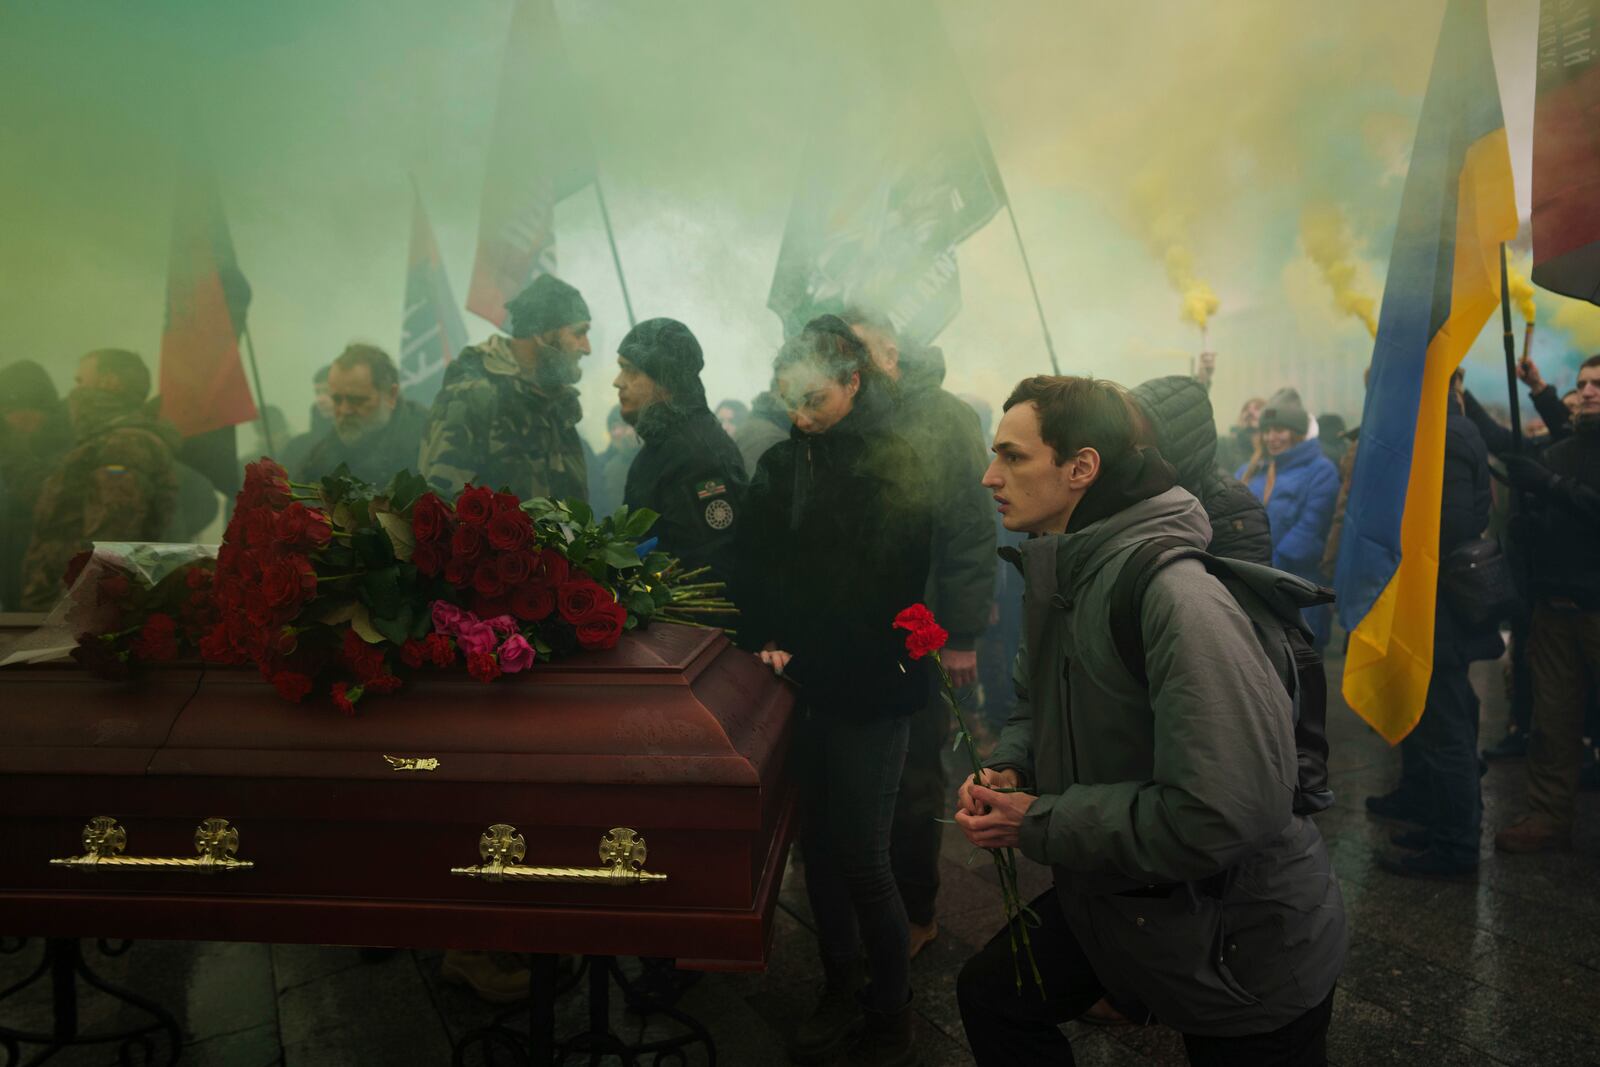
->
[450,824,667,885]
[49,816,254,873]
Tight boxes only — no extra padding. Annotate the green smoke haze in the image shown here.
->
[1,0,1585,452]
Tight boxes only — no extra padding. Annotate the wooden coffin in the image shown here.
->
[0,622,797,971]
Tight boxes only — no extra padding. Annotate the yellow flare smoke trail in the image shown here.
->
[1164,246,1220,329]
[1129,173,1219,331]
[1300,204,1378,339]
[1506,262,1537,324]
[1552,296,1600,351]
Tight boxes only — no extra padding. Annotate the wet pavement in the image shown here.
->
[3,651,1598,1066]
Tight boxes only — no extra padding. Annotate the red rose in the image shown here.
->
[275,503,331,549]
[425,632,457,667]
[272,671,313,703]
[443,558,471,588]
[413,540,448,577]
[452,523,485,562]
[399,639,428,669]
[132,614,180,661]
[331,681,360,716]
[184,565,213,591]
[487,509,531,552]
[242,460,291,508]
[243,507,278,549]
[492,490,521,514]
[473,560,507,599]
[471,594,513,618]
[557,577,604,624]
[466,651,502,683]
[411,493,454,543]
[539,549,570,587]
[262,555,316,613]
[575,600,627,650]
[510,580,555,622]
[456,485,496,526]
[497,550,534,586]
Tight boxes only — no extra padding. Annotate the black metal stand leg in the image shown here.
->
[448,955,716,1066]
[0,939,181,1067]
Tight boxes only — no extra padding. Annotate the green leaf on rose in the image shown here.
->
[383,469,428,513]
[360,566,402,617]
[604,543,641,570]
[374,510,415,561]
[371,603,413,645]
[351,527,394,568]
[347,602,385,644]
[623,507,659,540]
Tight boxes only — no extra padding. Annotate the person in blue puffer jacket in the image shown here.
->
[1237,396,1341,647]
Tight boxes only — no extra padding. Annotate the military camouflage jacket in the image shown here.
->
[20,396,180,611]
[417,336,588,503]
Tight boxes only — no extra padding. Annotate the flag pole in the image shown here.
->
[1004,203,1060,375]
[1498,243,1522,453]
[241,323,275,456]
[592,178,636,330]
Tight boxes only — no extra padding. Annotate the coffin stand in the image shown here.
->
[0,622,798,1064]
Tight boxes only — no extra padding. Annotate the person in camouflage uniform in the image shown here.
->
[0,360,73,609]
[20,349,179,611]
[418,274,592,503]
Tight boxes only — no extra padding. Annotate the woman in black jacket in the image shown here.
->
[739,316,931,1066]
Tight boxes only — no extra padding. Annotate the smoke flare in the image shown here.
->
[1131,174,1220,331]
[1505,261,1537,324]
[1300,204,1378,339]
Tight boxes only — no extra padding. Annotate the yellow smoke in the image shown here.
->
[1505,261,1537,324]
[1300,204,1378,339]
[1131,173,1219,331]
[1551,295,1600,352]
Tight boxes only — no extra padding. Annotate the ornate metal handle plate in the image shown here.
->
[450,824,667,885]
[49,817,254,873]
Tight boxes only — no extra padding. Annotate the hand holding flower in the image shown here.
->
[954,784,1037,850]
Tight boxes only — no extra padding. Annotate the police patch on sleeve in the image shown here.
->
[704,497,734,530]
[695,479,728,500]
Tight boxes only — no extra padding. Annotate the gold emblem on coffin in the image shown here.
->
[49,816,254,873]
[450,824,667,886]
[383,754,441,771]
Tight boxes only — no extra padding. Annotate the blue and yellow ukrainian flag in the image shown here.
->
[1335,0,1517,744]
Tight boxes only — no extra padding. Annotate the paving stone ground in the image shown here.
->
[3,650,1598,1066]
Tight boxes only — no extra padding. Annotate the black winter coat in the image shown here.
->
[296,399,430,486]
[1437,406,1502,659]
[1130,376,1273,564]
[1523,417,1600,608]
[891,347,996,647]
[623,404,746,584]
[737,386,933,717]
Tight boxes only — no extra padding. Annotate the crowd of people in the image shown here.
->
[2,270,1597,1066]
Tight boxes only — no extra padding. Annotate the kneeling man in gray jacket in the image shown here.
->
[955,375,1347,1066]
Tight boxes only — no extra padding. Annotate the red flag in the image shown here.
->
[1531,0,1600,303]
[466,0,595,327]
[158,161,257,438]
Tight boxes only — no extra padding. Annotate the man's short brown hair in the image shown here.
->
[332,343,398,392]
[1003,375,1154,466]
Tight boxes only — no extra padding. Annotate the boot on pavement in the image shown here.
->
[1494,814,1573,854]
[789,956,866,1064]
[843,993,916,1067]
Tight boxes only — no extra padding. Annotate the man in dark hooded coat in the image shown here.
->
[1131,376,1272,565]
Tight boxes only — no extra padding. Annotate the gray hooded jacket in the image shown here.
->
[987,487,1346,1036]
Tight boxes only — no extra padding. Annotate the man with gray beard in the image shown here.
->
[295,344,428,485]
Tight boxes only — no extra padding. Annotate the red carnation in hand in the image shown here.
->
[411,492,453,543]
[575,599,628,650]
[557,577,605,624]
[272,671,313,703]
[894,603,949,661]
[456,485,497,526]
[466,651,502,683]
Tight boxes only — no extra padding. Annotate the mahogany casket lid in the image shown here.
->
[0,623,791,792]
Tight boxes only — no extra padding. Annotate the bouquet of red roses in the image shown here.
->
[895,603,1044,997]
[68,459,732,713]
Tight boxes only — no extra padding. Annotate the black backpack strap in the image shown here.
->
[1109,537,1206,687]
